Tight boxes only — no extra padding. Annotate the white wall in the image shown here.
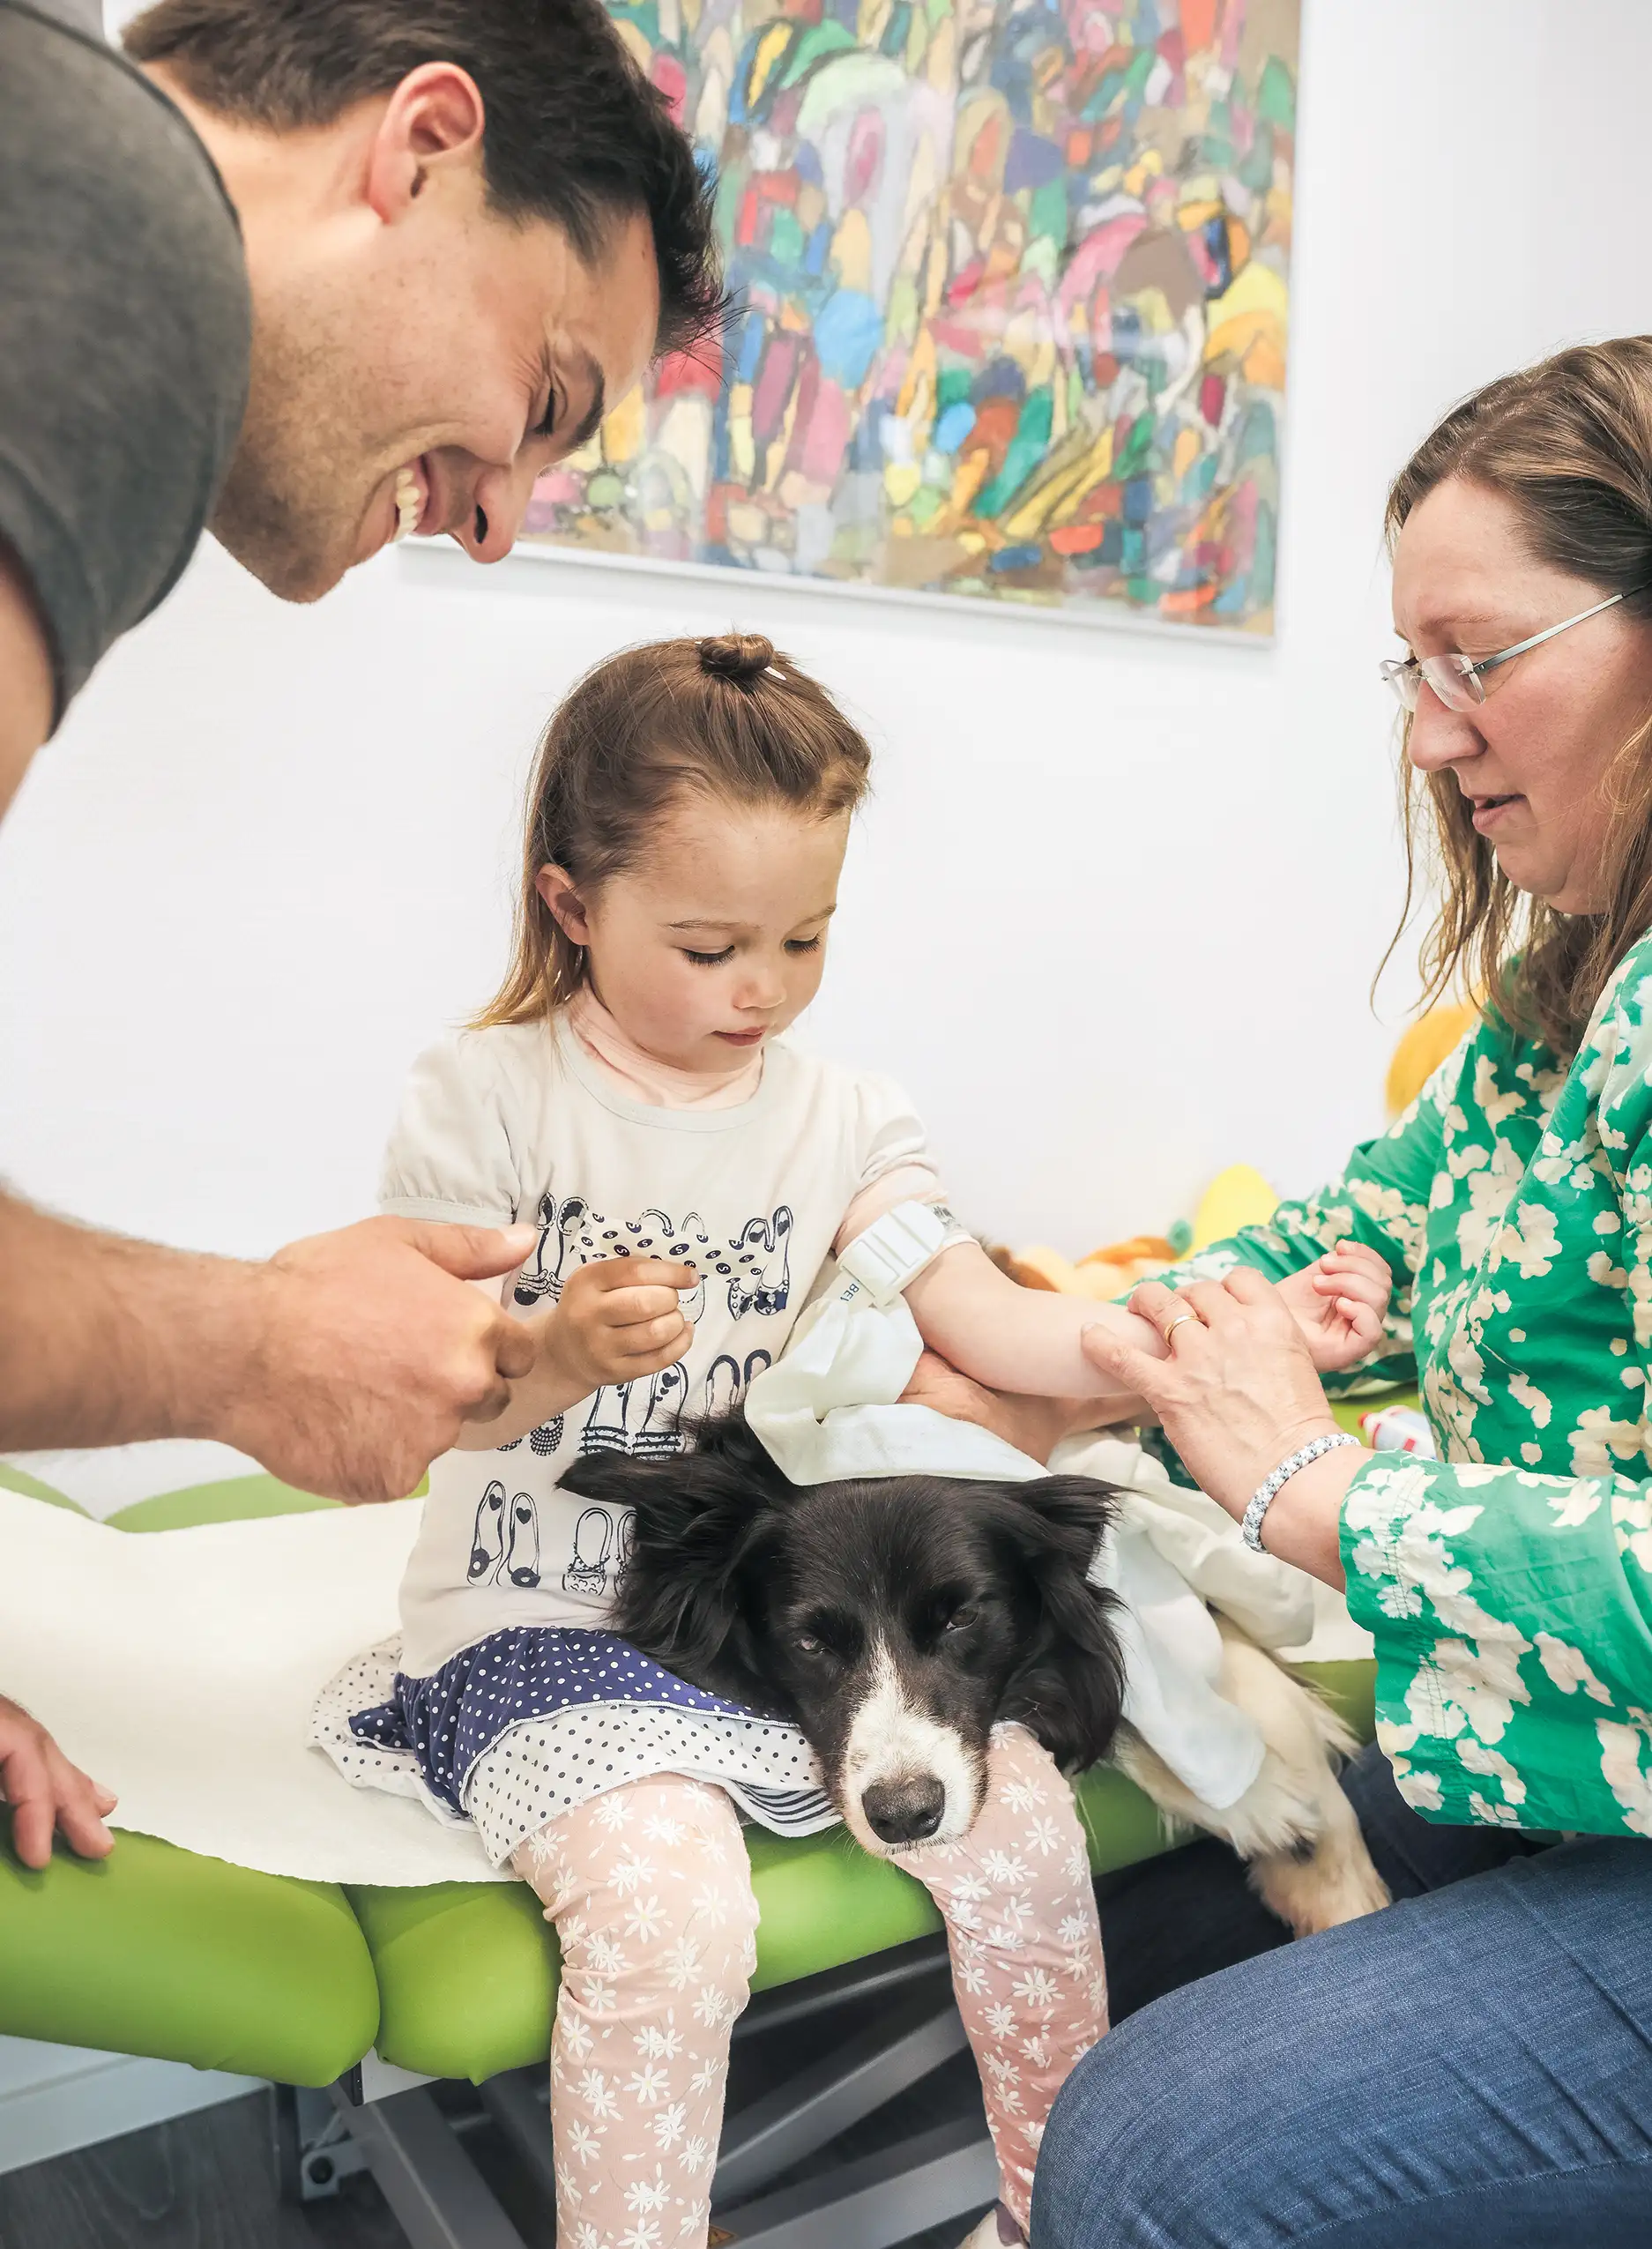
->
[4,0,1650,1277]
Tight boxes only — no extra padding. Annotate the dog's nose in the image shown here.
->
[860,1774,946,1844]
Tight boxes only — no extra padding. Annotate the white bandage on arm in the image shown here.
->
[835,1199,972,1307]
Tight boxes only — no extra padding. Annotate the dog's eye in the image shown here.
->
[942,1604,980,1634]
[795,1632,823,1657]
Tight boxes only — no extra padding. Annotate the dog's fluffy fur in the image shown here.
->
[562,1412,1388,1928]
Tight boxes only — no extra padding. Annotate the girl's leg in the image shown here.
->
[905,1724,1107,2238]
[512,1776,761,2249]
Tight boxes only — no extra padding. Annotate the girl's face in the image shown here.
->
[1391,475,1652,913]
[539,793,850,1072]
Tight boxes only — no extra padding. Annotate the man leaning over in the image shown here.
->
[0,0,723,1863]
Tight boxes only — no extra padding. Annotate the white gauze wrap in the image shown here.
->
[744,1213,1318,1813]
[0,1493,505,1886]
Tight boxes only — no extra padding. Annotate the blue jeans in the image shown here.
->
[1033,1745,1652,2246]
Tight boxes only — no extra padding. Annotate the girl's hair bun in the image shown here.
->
[697,632,775,685]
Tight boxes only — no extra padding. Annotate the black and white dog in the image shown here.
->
[562,1410,1127,1851]
[562,1411,1388,1930]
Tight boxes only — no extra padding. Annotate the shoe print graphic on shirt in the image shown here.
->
[701,1349,772,1422]
[468,1483,542,1590]
[503,1492,541,1589]
[512,1197,793,1322]
[562,1505,618,1597]
[726,1207,793,1318]
[495,1416,564,1457]
[512,1195,591,1308]
[580,1362,690,1460]
[467,1481,508,1582]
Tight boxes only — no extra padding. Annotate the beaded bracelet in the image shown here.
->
[1240,1432,1362,1553]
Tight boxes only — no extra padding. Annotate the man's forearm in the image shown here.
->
[0,1190,264,1448]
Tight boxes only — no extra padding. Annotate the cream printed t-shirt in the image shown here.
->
[383,1017,943,1677]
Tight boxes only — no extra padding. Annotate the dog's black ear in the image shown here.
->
[673,1409,791,1484]
[557,1448,685,1511]
[1012,1472,1119,1567]
[560,1411,790,1708]
[557,1408,787,1519]
[994,1474,1127,1775]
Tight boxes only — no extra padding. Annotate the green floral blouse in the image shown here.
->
[1180,931,1652,1838]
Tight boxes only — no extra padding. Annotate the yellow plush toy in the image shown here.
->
[992,1009,1474,1299]
[992,1234,1179,1299]
[1385,1001,1478,1119]
[990,1177,1282,1298]
[1189,1163,1278,1252]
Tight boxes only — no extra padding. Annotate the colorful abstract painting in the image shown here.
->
[520,0,1297,632]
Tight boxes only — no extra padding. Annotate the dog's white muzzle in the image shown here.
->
[841,1642,980,1852]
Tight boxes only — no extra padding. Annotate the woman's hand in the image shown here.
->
[1081,1268,1365,1585]
[1275,1240,1392,1372]
[0,1695,116,1868]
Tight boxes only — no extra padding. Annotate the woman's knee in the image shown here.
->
[1033,1843,1652,2249]
[1031,1973,1249,2249]
[1031,1908,1410,2249]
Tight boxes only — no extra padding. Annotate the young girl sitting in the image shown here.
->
[321,633,1388,2249]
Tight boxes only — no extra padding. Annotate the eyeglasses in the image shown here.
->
[1379,589,1645,713]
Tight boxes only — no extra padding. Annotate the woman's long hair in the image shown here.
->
[1383,337,1652,1054]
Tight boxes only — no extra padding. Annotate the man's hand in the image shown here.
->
[542,1258,698,1401]
[0,1697,115,1869]
[0,1197,547,1501]
[220,1218,543,1501]
[1273,1240,1392,1373]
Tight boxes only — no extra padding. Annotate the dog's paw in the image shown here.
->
[1248,1834,1391,1935]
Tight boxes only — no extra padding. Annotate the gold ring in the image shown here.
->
[1163,1311,1202,1346]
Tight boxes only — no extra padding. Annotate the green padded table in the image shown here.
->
[0,1464,379,2088]
[0,1448,1380,2089]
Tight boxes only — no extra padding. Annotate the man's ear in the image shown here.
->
[535,864,592,949]
[364,63,487,226]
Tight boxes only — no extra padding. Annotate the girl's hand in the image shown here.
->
[1080,1268,1341,1521]
[543,1258,698,1396]
[0,1695,117,1868]
[1274,1240,1392,1373]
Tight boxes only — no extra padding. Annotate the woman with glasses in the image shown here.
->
[1022,335,1652,2246]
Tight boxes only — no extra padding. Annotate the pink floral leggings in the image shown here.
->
[512,1724,1105,2249]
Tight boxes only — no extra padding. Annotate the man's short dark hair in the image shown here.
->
[123,0,725,355]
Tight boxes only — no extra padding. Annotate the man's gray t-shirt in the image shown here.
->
[0,0,250,724]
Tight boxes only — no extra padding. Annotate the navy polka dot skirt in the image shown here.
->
[312,1627,834,1866]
